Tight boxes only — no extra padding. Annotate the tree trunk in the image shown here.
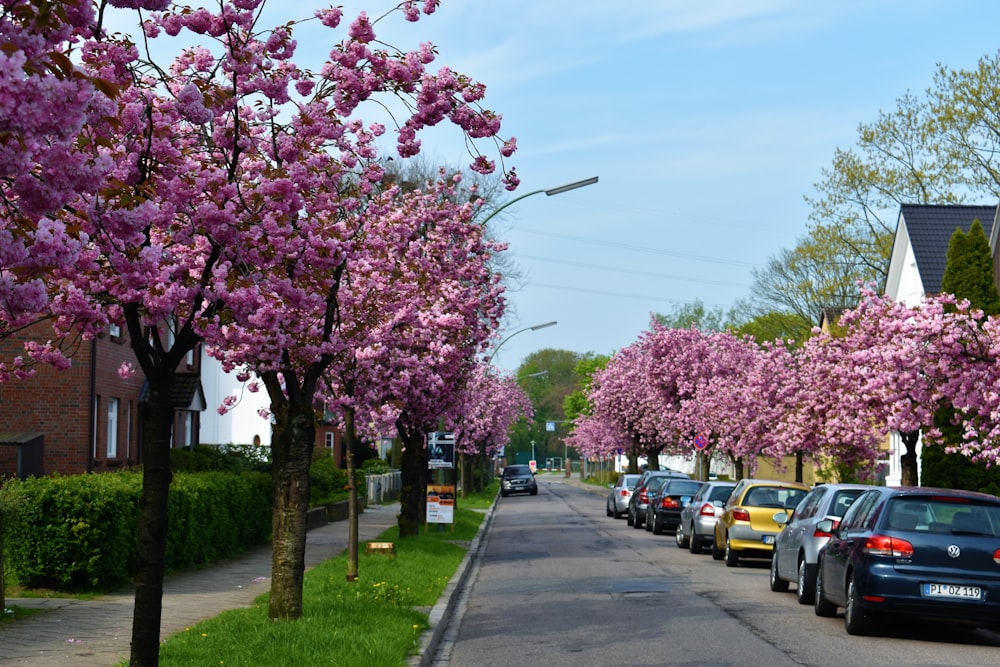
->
[733,457,745,480]
[795,451,804,484]
[266,381,316,619]
[342,406,360,583]
[129,375,176,667]
[397,418,427,538]
[900,430,920,487]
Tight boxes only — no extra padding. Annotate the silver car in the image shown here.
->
[606,473,641,519]
[675,481,736,553]
[769,483,869,604]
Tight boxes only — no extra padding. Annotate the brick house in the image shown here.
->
[0,320,205,479]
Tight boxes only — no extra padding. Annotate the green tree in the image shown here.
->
[563,353,609,422]
[653,298,728,331]
[739,231,870,340]
[924,219,1000,492]
[730,307,815,345]
[509,349,584,466]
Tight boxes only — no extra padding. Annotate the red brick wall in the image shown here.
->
[0,322,145,476]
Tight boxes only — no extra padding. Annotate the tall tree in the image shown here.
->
[2,1,516,663]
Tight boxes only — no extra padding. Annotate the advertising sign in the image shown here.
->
[427,431,455,469]
[426,484,455,524]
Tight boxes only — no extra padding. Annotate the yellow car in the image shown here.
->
[712,479,810,567]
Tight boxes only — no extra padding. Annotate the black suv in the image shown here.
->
[500,465,538,497]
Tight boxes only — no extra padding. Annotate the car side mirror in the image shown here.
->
[773,511,790,525]
[816,518,835,534]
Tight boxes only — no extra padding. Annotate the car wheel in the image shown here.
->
[711,531,725,560]
[813,562,837,617]
[688,526,702,554]
[796,558,816,605]
[633,512,644,529]
[626,508,634,526]
[501,490,509,498]
[530,488,537,496]
[675,524,689,549]
[845,575,875,635]
[612,505,623,519]
[724,539,739,567]
[607,500,613,517]
[770,553,789,592]
[652,514,664,535]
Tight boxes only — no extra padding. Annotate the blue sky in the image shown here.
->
[379,0,1000,372]
[172,2,1000,370]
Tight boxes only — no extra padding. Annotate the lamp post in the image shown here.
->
[479,176,599,227]
[487,320,557,366]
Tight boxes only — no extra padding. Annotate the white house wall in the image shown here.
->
[883,215,924,486]
[199,355,272,448]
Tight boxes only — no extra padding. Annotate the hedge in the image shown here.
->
[1,470,270,591]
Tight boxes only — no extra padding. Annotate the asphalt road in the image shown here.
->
[432,475,1000,667]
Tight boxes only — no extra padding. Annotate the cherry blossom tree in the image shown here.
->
[588,336,664,473]
[451,364,534,493]
[4,1,516,662]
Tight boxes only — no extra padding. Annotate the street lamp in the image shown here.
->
[479,176,599,227]
[487,320,557,365]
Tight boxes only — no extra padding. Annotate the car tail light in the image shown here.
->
[619,489,631,498]
[662,497,681,509]
[638,490,649,503]
[994,548,1000,565]
[699,503,717,517]
[813,519,840,538]
[732,507,751,522]
[863,535,914,558]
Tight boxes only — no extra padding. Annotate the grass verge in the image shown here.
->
[155,482,497,667]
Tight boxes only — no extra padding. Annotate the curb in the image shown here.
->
[409,492,498,666]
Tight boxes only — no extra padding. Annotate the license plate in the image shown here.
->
[762,535,775,545]
[922,583,983,600]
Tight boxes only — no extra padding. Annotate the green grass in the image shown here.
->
[155,481,498,667]
[1,605,39,624]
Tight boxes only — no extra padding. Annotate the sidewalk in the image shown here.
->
[0,503,400,666]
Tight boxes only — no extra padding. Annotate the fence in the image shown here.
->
[365,470,402,505]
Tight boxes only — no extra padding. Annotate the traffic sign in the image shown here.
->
[694,434,708,450]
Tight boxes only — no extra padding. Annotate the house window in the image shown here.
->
[107,398,119,459]
[92,396,99,459]
[109,323,121,338]
[325,432,335,450]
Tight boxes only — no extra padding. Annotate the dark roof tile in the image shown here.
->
[899,204,997,295]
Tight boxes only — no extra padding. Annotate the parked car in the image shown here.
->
[500,464,538,497]
[646,479,705,535]
[676,481,737,553]
[627,469,690,529]
[814,486,1000,635]
[712,479,810,567]
[606,473,641,519]
[769,483,869,604]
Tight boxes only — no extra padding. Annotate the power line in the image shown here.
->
[512,227,756,268]
[524,281,727,307]
[516,254,748,288]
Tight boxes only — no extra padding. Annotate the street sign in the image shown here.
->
[694,433,708,450]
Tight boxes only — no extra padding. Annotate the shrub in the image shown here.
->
[2,470,271,591]
[309,457,366,507]
[361,458,390,475]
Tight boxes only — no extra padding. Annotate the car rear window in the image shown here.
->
[885,497,1000,535]
[666,481,703,495]
[708,485,735,502]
